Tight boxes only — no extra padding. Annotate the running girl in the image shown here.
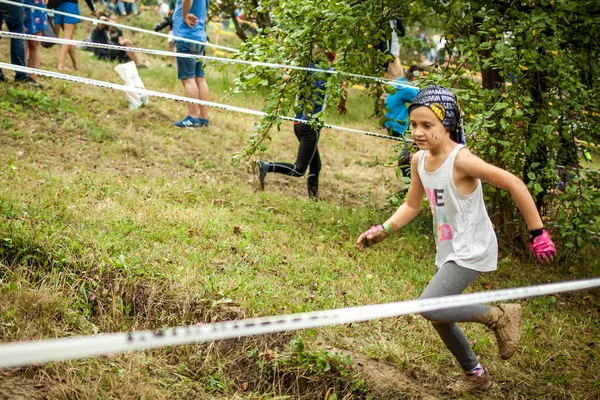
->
[355,85,556,393]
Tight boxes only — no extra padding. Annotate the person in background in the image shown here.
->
[152,0,175,66]
[0,0,41,86]
[23,0,48,87]
[165,0,176,67]
[115,0,137,17]
[255,52,347,200]
[171,0,209,127]
[51,0,97,71]
[378,15,405,79]
[89,13,146,67]
[158,0,169,16]
[383,65,420,178]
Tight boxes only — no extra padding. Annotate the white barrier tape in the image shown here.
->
[557,165,600,175]
[0,0,415,89]
[0,31,238,65]
[0,0,239,53]
[0,30,408,89]
[0,62,409,143]
[0,278,598,368]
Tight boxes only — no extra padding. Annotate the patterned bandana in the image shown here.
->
[407,85,465,144]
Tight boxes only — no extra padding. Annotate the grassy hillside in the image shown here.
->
[1,10,599,400]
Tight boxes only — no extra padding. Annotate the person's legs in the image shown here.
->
[0,12,5,81]
[26,34,42,79]
[306,130,321,198]
[167,36,175,66]
[419,262,493,393]
[56,2,80,70]
[174,41,204,126]
[419,262,522,393]
[256,123,319,193]
[124,49,141,65]
[58,23,77,70]
[2,2,28,81]
[181,78,199,118]
[419,262,488,371]
[195,77,209,119]
[420,262,522,360]
[266,124,318,177]
[128,2,137,15]
[119,38,144,66]
[66,25,78,69]
[115,1,126,16]
[193,45,208,121]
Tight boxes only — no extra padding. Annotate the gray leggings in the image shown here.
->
[419,261,492,371]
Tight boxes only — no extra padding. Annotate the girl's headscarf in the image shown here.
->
[407,85,465,144]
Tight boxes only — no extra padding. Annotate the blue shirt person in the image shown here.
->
[383,65,420,178]
[384,66,420,137]
[172,0,210,128]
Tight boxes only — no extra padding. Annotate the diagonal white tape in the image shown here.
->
[0,0,239,53]
[0,278,598,368]
[556,165,600,175]
[0,0,415,88]
[0,62,410,143]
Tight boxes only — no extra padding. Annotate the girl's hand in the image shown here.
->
[355,225,389,251]
[529,229,556,263]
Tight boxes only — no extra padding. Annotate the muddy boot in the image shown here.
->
[448,369,492,393]
[477,304,522,359]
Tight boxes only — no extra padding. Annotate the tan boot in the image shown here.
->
[477,303,522,359]
[448,369,492,393]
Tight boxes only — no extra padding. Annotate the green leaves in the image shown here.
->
[228,0,600,256]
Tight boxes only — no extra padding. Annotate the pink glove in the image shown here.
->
[355,225,389,251]
[529,229,556,261]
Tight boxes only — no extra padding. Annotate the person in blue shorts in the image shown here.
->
[23,0,47,87]
[171,0,209,128]
[50,0,96,71]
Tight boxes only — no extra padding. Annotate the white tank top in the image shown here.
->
[417,145,498,272]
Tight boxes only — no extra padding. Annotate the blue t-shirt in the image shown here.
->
[172,0,208,41]
[384,77,419,134]
[294,65,330,122]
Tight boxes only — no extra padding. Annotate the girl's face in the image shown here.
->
[409,106,449,150]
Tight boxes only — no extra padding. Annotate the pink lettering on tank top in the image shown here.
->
[426,188,453,243]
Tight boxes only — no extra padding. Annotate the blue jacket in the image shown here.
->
[384,78,419,134]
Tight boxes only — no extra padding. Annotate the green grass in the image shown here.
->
[1,9,600,400]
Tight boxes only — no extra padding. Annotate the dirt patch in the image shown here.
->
[0,374,48,400]
[322,345,441,400]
